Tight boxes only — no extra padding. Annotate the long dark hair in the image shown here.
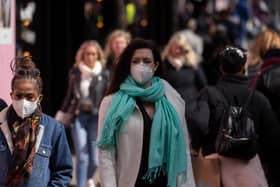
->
[106,38,162,95]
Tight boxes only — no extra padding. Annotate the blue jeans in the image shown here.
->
[72,112,98,187]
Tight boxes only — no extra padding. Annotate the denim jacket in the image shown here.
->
[0,108,73,187]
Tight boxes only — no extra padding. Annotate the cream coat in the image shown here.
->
[97,79,195,187]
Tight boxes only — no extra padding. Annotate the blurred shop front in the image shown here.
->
[16,0,280,115]
[15,0,180,115]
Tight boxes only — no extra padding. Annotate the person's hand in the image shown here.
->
[55,110,73,128]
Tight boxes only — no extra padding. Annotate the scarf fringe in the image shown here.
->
[180,171,187,184]
[142,167,187,186]
[142,166,167,184]
[98,115,122,147]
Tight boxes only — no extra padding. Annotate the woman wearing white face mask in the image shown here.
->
[0,57,72,186]
[97,38,195,187]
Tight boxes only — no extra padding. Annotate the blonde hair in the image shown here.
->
[104,29,131,59]
[75,40,106,67]
[162,32,200,67]
[249,28,280,66]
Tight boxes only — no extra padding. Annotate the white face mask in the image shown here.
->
[12,98,38,119]
[130,63,154,85]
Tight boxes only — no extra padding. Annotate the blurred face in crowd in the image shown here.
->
[111,36,128,58]
[170,42,186,58]
[11,78,42,118]
[130,48,158,88]
[83,45,99,68]
[245,51,253,69]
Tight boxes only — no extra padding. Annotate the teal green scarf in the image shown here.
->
[98,76,187,187]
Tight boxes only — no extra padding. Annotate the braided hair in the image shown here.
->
[10,56,43,93]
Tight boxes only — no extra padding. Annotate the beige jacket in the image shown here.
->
[97,79,195,187]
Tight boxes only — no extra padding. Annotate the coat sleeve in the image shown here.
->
[55,68,79,127]
[162,79,196,187]
[187,87,211,152]
[257,93,280,181]
[97,95,118,187]
[59,68,79,113]
[194,65,208,90]
[48,123,73,186]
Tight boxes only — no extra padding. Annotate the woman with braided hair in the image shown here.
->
[0,57,72,186]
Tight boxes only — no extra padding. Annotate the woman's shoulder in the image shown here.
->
[100,94,115,108]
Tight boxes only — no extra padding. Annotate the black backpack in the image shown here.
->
[213,87,258,160]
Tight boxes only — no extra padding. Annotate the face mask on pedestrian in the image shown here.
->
[130,63,154,85]
[12,98,39,119]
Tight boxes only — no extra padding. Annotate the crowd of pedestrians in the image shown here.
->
[1,0,280,187]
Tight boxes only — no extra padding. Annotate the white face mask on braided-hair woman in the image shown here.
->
[12,98,40,119]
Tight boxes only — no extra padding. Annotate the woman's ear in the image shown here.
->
[38,95,43,103]
[154,61,159,71]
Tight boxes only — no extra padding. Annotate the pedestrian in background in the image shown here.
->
[104,29,131,70]
[193,46,280,187]
[253,29,280,186]
[247,28,280,83]
[162,32,207,151]
[56,40,108,187]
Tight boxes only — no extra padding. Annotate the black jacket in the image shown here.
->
[194,74,280,184]
[256,49,280,122]
[60,66,109,116]
[162,61,207,117]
